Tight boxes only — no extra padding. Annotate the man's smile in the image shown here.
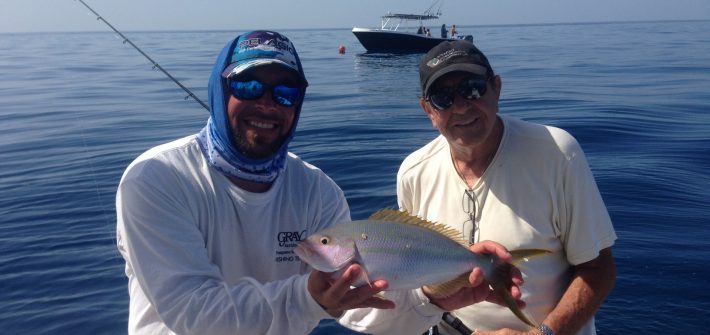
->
[246,119,278,130]
[454,116,479,128]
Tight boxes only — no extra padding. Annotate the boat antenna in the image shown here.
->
[424,0,444,17]
[74,0,210,112]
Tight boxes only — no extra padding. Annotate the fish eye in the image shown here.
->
[320,237,330,245]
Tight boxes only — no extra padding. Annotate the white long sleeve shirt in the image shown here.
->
[117,135,349,334]
[117,135,444,335]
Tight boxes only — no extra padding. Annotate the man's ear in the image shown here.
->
[491,75,502,100]
[420,97,437,128]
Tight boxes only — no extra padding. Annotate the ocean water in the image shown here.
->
[1,20,709,334]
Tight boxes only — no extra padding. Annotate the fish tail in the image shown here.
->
[428,264,538,327]
[489,272,537,327]
[488,249,551,328]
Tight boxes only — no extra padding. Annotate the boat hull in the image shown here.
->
[352,27,472,53]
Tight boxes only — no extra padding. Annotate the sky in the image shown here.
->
[2,0,709,33]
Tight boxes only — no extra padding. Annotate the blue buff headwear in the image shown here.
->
[197,30,308,183]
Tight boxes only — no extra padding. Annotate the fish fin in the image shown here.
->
[510,249,552,266]
[362,268,374,288]
[489,263,538,328]
[368,209,468,246]
[350,244,374,288]
[424,273,471,299]
[347,266,373,288]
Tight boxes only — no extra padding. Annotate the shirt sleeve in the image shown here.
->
[116,159,331,335]
[557,139,617,265]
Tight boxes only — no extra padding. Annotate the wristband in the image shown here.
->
[538,324,555,335]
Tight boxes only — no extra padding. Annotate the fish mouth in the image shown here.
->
[294,242,312,259]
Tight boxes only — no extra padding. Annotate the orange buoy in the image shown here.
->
[338,45,346,54]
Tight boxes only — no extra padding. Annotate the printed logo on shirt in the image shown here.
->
[274,230,306,263]
[277,230,306,247]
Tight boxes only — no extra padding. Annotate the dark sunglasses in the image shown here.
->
[426,77,490,110]
[228,79,303,107]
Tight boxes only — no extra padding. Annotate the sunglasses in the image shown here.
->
[228,79,303,107]
[426,77,490,110]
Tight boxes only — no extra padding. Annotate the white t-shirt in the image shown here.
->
[117,135,351,335]
[397,116,617,334]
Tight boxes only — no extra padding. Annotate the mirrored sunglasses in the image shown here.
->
[228,79,302,107]
[426,77,489,110]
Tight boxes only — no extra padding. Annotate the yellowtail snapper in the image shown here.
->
[294,209,549,327]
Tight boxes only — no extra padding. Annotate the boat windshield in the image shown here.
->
[379,0,444,31]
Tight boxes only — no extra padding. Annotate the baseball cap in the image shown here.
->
[221,30,308,86]
[419,40,494,95]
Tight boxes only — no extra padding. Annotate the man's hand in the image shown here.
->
[423,240,525,311]
[307,264,395,317]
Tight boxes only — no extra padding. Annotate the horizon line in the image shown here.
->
[1,18,707,35]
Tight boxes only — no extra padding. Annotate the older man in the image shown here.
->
[397,40,617,335]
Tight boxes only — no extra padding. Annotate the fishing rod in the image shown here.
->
[75,0,210,111]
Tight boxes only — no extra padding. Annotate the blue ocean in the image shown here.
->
[1,20,709,334]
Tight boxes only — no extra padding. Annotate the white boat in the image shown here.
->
[351,1,473,53]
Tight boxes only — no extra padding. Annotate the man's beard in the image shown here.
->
[232,132,285,160]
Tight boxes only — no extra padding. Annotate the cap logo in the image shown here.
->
[232,31,298,67]
[427,49,469,68]
[426,58,441,68]
[237,37,295,56]
[239,38,262,48]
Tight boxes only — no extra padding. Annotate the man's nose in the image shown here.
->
[254,90,280,110]
[451,96,474,114]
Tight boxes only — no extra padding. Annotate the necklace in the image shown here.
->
[450,149,496,189]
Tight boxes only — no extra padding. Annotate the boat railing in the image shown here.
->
[380,15,398,31]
